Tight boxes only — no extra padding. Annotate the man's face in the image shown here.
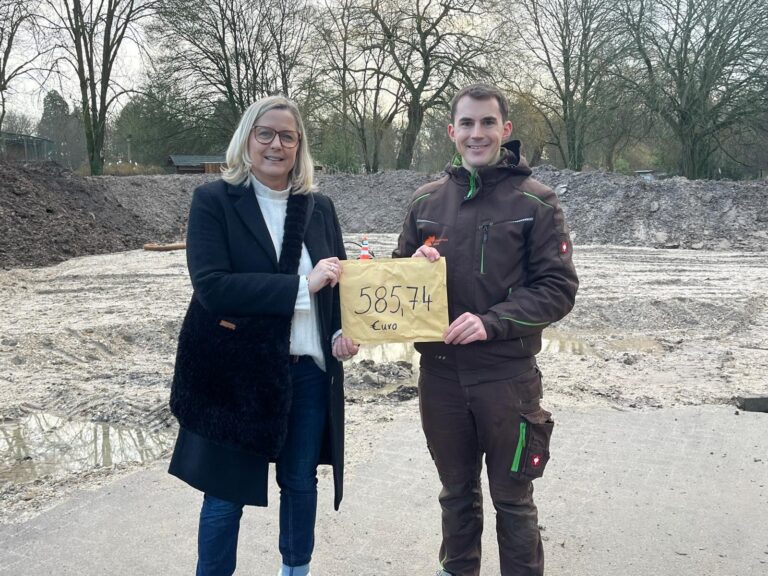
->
[448,96,513,169]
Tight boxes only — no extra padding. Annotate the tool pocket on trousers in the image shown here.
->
[509,409,554,481]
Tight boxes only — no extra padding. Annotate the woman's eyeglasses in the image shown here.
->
[251,126,301,148]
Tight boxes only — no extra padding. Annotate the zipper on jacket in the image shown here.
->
[479,222,491,274]
[465,170,478,199]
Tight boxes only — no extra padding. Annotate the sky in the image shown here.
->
[6,37,147,126]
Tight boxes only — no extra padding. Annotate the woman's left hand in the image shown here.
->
[333,335,359,361]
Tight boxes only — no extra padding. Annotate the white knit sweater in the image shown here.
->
[249,174,325,371]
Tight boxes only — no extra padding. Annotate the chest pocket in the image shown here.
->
[477,218,533,275]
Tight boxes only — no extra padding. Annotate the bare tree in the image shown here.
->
[153,0,319,126]
[0,0,46,132]
[152,0,272,123]
[41,0,156,175]
[588,81,653,171]
[616,0,768,179]
[506,0,617,171]
[366,0,496,169]
[317,0,402,172]
[506,91,552,167]
[2,110,36,134]
[264,0,316,97]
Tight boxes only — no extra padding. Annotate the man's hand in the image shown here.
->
[444,312,488,345]
[412,245,440,262]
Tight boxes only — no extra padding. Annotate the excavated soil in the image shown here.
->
[2,161,767,269]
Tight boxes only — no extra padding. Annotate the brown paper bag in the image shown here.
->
[339,258,449,344]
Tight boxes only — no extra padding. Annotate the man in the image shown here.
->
[393,84,578,576]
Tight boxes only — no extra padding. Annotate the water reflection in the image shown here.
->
[354,337,603,364]
[0,413,173,484]
[541,330,663,356]
[347,343,422,396]
[355,342,421,367]
[541,333,595,356]
[605,337,663,354]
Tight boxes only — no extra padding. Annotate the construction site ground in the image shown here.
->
[0,163,767,574]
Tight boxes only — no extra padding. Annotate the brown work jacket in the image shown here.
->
[394,141,579,384]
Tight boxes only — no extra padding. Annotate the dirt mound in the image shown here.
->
[316,170,435,234]
[0,165,432,268]
[534,166,768,250]
[2,161,767,269]
[0,162,169,269]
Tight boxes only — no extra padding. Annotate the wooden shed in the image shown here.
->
[168,155,226,174]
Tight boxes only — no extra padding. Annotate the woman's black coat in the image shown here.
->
[168,178,346,510]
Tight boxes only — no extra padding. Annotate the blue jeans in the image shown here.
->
[196,357,328,576]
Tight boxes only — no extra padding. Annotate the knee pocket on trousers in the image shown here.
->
[509,409,554,482]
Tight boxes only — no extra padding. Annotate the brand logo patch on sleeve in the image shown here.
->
[531,454,543,468]
[424,235,448,247]
[559,240,569,254]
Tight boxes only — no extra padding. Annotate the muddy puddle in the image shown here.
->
[348,332,664,394]
[355,342,421,367]
[1,413,173,485]
[541,332,596,356]
[345,343,421,401]
[542,331,664,357]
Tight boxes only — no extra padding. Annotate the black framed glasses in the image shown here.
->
[251,125,301,148]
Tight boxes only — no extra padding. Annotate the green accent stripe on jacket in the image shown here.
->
[499,316,550,327]
[523,191,552,208]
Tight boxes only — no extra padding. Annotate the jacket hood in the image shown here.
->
[445,140,533,196]
[446,140,533,179]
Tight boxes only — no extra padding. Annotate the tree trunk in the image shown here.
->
[0,91,6,133]
[371,136,380,173]
[396,102,424,170]
[603,134,623,172]
[92,123,105,175]
[564,113,584,170]
[85,116,105,176]
[679,124,710,180]
[528,143,543,167]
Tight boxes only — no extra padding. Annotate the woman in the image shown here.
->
[168,95,359,576]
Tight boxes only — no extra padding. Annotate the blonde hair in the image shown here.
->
[222,95,314,193]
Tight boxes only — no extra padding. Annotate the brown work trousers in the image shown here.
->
[419,362,549,576]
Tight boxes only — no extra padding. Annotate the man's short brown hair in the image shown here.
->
[450,84,509,122]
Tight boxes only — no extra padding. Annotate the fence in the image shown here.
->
[0,131,55,162]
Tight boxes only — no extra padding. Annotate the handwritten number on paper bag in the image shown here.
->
[389,285,402,314]
[422,286,433,311]
[375,286,388,313]
[354,284,432,315]
[405,286,420,313]
[357,287,372,314]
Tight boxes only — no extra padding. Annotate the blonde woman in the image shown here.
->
[169,95,359,576]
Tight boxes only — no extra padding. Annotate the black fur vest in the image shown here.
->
[169,192,308,458]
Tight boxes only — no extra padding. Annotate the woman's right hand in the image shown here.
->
[307,257,342,294]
